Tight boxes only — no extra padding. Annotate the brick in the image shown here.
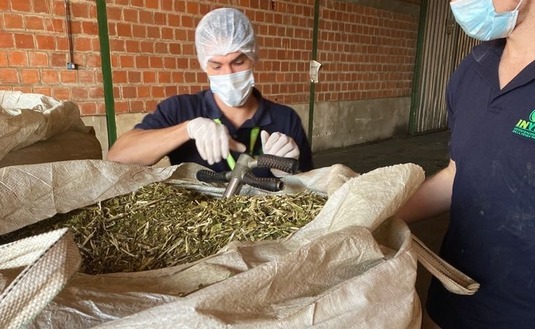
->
[147,26,160,39]
[181,15,194,28]
[114,100,129,113]
[95,102,106,115]
[139,11,154,25]
[11,0,30,11]
[14,33,35,48]
[74,37,92,51]
[174,0,186,12]
[29,52,49,67]
[146,0,158,10]
[107,7,122,21]
[154,12,166,25]
[4,13,24,28]
[165,85,178,96]
[168,14,179,28]
[145,99,158,111]
[60,70,77,83]
[69,21,83,34]
[32,86,51,95]
[123,9,138,23]
[114,0,129,6]
[8,51,28,66]
[32,0,49,13]
[163,57,176,69]
[158,71,171,83]
[79,102,98,115]
[52,86,71,100]
[0,68,19,83]
[174,28,188,43]
[82,21,98,34]
[176,57,189,69]
[151,86,165,98]
[70,2,89,18]
[127,70,141,82]
[183,72,195,82]
[140,40,155,53]
[149,57,163,68]
[142,71,156,83]
[0,53,7,66]
[130,0,143,8]
[117,22,132,37]
[162,27,174,40]
[41,69,60,83]
[20,69,40,83]
[0,32,14,47]
[138,86,150,97]
[135,56,149,68]
[36,34,56,50]
[88,86,103,98]
[132,25,146,39]
[25,16,44,30]
[119,55,135,68]
[78,70,95,83]
[48,18,64,32]
[129,100,144,112]
[72,53,84,67]
[154,41,167,53]
[170,72,181,84]
[50,52,67,67]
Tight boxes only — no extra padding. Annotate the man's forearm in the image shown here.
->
[397,160,456,223]
[107,123,190,165]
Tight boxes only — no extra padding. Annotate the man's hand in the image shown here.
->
[187,118,245,165]
[261,130,300,177]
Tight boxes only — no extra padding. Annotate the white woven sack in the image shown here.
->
[0,91,88,161]
[0,160,479,328]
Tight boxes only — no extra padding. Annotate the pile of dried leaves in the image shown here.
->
[0,182,326,275]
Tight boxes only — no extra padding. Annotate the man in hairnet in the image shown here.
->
[107,7,313,177]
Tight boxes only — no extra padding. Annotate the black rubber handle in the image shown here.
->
[256,154,300,174]
[196,169,229,183]
[242,172,284,192]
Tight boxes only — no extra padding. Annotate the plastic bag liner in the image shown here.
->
[0,160,479,329]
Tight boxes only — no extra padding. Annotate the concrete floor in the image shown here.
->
[313,130,452,307]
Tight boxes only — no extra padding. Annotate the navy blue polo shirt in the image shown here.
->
[427,39,535,329]
[135,88,313,175]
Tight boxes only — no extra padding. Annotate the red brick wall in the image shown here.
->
[0,0,420,116]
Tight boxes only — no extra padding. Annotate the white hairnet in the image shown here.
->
[195,8,258,71]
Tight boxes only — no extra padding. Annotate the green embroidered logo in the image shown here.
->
[512,110,535,141]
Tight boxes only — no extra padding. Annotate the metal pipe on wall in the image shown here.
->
[63,0,76,70]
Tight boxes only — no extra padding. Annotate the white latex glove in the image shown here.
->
[187,118,245,165]
[261,130,300,177]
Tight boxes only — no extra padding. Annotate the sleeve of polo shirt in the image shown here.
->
[445,53,473,162]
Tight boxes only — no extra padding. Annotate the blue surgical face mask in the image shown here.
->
[209,69,255,107]
[450,0,524,41]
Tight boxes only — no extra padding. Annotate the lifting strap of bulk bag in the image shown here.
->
[0,228,81,329]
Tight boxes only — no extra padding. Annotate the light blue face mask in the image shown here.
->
[450,0,524,41]
[209,69,255,107]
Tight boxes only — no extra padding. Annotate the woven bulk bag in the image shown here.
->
[0,160,478,328]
